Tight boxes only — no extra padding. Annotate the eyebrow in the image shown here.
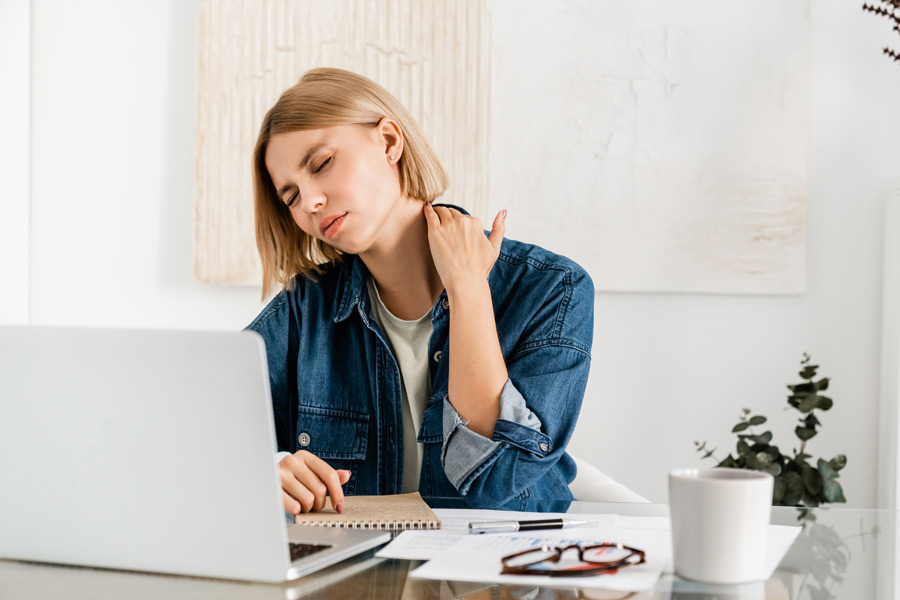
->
[275,142,328,201]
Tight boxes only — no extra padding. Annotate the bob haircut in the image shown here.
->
[252,67,449,298]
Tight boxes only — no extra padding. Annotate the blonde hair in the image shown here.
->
[252,68,449,298]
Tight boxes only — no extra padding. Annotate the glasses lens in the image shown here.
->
[504,547,559,568]
[582,545,636,564]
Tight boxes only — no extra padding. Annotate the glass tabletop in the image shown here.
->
[1,500,895,599]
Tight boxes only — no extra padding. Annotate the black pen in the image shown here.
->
[468,518,587,535]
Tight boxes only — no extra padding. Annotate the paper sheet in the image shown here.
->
[406,513,802,591]
[376,508,617,560]
[410,524,670,591]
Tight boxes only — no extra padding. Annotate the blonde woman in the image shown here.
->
[248,68,594,514]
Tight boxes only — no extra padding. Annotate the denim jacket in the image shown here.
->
[247,213,594,510]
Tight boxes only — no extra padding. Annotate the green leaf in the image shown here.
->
[748,416,767,426]
[795,426,817,441]
[702,449,716,460]
[695,441,706,451]
[798,396,820,412]
[815,396,834,411]
[804,414,820,427]
[749,431,773,445]
[736,440,751,456]
[732,422,750,433]
[802,464,822,495]
[791,382,816,394]
[816,377,830,391]
[755,452,772,467]
[830,455,848,471]
[766,463,783,477]
[818,458,836,479]
[796,452,812,461]
[800,365,819,379]
[783,473,805,506]
[823,479,846,503]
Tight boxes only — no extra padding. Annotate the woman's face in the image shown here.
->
[265,122,406,255]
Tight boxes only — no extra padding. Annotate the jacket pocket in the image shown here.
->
[296,405,369,459]
[296,406,369,495]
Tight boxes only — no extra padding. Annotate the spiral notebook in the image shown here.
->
[293,492,441,531]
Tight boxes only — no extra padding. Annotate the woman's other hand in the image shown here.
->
[424,204,506,293]
[278,450,350,514]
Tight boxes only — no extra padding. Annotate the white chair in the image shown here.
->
[568,454,649,503]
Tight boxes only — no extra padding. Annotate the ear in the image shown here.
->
[376,118,404,164]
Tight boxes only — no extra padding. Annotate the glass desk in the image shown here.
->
[1,501,895,599]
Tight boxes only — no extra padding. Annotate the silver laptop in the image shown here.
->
[0,325,389,582]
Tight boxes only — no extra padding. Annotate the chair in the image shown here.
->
[568,454,649,503]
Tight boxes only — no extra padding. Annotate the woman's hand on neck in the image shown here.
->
[359,196,443,320]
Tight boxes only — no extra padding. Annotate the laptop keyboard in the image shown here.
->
[289,542,332,562]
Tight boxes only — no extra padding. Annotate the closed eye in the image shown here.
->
[314,156,332,174]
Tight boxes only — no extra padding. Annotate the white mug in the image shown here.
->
[668,468,774,584]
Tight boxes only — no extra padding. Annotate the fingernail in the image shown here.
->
[501,209,508,220]
[336,502,344,514]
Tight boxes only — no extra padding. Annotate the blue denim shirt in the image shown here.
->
[247,214,594,510]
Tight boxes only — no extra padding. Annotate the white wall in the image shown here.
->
[28,0,262,331]
[561,0,900,506]
[6,0,900,507]
[0,0,31,325]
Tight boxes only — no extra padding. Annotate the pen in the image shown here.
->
[468,518,587,534]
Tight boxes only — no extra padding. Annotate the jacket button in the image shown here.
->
[433,350,442,363]
[539,442,549,452]
[298,432,311,447]
[441,298,449,310]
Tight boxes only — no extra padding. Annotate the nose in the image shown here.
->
[299,184,326,214]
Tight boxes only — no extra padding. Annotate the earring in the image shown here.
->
[390,155,395,161]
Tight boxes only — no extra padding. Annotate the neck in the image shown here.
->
[359,198,443,320]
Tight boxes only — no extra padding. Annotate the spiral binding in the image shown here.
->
[304,519,441,530]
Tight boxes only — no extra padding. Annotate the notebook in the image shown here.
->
[0,325,390,582]
[294,492,441,530]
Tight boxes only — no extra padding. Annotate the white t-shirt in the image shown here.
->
[366,277,433,493]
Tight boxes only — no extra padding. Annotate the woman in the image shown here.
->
[248,68,594,514]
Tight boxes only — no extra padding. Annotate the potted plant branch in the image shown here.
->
[862,1,900,63]
[694,354,847,507]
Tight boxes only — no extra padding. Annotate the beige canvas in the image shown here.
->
[194,0,490,285]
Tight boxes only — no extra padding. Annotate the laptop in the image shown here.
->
[0,325,389,582]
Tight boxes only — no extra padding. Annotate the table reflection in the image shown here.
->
[0,502,894,600]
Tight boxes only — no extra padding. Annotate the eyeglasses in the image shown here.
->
[500,542,646,577]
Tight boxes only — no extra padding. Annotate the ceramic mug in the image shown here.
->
[668,468,774,584]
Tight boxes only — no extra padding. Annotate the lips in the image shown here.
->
[319,213,347,239]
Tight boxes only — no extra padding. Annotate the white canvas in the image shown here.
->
[490,0,810,294]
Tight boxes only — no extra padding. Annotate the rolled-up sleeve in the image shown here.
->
[441,379,550,490]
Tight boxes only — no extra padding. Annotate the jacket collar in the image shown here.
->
[332,203,467,323]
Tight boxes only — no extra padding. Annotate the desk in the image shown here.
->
[1,502,895,599]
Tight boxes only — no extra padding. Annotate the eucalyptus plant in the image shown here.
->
[862,1,900,63]
[695,354,847,507]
